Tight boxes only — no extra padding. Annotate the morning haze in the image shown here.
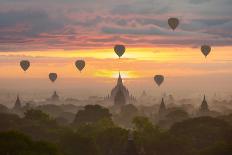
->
[0,0,232,155]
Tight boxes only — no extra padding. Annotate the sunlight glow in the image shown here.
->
[0,46,231,79]
[94,70,139,79]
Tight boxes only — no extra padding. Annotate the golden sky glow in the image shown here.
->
[0,0,232,98]
[0,46,232,80]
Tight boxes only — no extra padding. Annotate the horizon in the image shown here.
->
[0,0,232,100]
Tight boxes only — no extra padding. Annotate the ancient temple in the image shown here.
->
[107,72,136,105]
[13,95,22,110]
[159,98,166,115]
[199,95,209,113]
[52,91,59,101]
[47,91,60,102]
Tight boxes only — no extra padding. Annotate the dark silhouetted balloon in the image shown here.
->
[201,45,211,58]
[75,60,85,72]
[20,60,30,72]
[154,75,164,87]
[114,45,125,58]
[49,73,57,82]
[168,18,179,30]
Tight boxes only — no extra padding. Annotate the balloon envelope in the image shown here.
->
[168,18,179,30]
[201,45,211,57]
[154,75,164,87]
[20,60,30,72]
[49,73,57,82]
[75,60,85,72]
[114,45,125,58]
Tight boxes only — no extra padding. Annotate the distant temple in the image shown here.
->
[13,95,22,110]
[159,98,166,116]
[199,95,209,113]
[106,72,136,105]
[47,91,60,102]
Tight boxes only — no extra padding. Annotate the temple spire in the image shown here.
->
[117,72,123,85]
[51,91,59,101]
[159,98,166,115]
[200,95,209,112]
[14,94,21,110]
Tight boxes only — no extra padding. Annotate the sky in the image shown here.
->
[0,0,232,98]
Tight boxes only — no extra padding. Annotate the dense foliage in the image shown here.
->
[0,105,232,155]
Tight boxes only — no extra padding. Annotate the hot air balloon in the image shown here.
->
[168,18,179,30]
[20,60,30,72]
[154,75,164,87]
[114,45,125,58]
[75,60,85,72]
[201,45,211,58]
[49,73,57,82]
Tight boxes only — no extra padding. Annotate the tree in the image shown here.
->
[133,116,155,133]
[114,104,139,128]
[23,109,61,142]
[200,142,232,155]
[73,105,112,125]
[133,117,161,155]
[170,117,231,150]
[0,131,61,155]
[59,131,99,155]
[132,116,194,155]
[96,127,128,155]
[0,113,21,131]
[165,109,189,122]
[24,109,50,122]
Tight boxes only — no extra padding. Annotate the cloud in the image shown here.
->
[101,25,169,35]
[204,20,232,38]
[0,0,231,51]
[110,2,170,15]
[189,0,212,4]
[0,10,65,36]
[0,9,72,50]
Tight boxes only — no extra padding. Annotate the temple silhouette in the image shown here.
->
[106,72,136,105]
[159,98,166,116]
[199,95,209,113]
[47,91,60,102]
[13,95,21,110]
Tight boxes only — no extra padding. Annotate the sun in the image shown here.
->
[94,70,138,79]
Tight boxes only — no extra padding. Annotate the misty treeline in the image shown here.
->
[0,104,232,155]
